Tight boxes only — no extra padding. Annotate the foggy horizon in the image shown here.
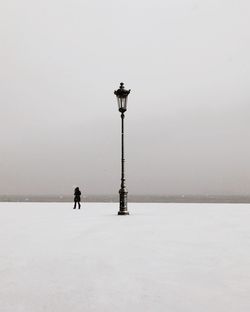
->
[1,0,250,197]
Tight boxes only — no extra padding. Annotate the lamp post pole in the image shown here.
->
[114,83,131,215]
[119,110,128,214]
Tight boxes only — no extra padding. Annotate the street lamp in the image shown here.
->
[114,82,131,215]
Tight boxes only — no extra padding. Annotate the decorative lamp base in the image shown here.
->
[118,189,129,215]
[118,210,130,215]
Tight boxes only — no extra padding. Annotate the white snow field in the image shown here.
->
[0,203,249,312]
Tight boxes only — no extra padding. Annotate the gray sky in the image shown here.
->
[1,0,250,196]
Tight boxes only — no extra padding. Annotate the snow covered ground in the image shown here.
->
[0,202,249,312]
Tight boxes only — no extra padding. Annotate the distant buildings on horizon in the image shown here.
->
[0,194,250,203]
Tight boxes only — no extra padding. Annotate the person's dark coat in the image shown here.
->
[74,187,81,202]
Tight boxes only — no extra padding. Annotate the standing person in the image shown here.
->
[73,187,81,209]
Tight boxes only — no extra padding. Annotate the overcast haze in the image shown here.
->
[1,0,250,196]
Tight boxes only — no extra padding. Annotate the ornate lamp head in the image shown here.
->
[114,82,131,112]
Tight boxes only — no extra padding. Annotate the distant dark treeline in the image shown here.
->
[0,195,250,203]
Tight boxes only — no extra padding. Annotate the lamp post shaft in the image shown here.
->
[118,112,129,215]
[121,113,125,188]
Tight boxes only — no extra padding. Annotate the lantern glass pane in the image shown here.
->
[117,96,128,110]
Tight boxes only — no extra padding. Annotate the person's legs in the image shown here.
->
[73,201,76,209]
[78,201,81,209]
